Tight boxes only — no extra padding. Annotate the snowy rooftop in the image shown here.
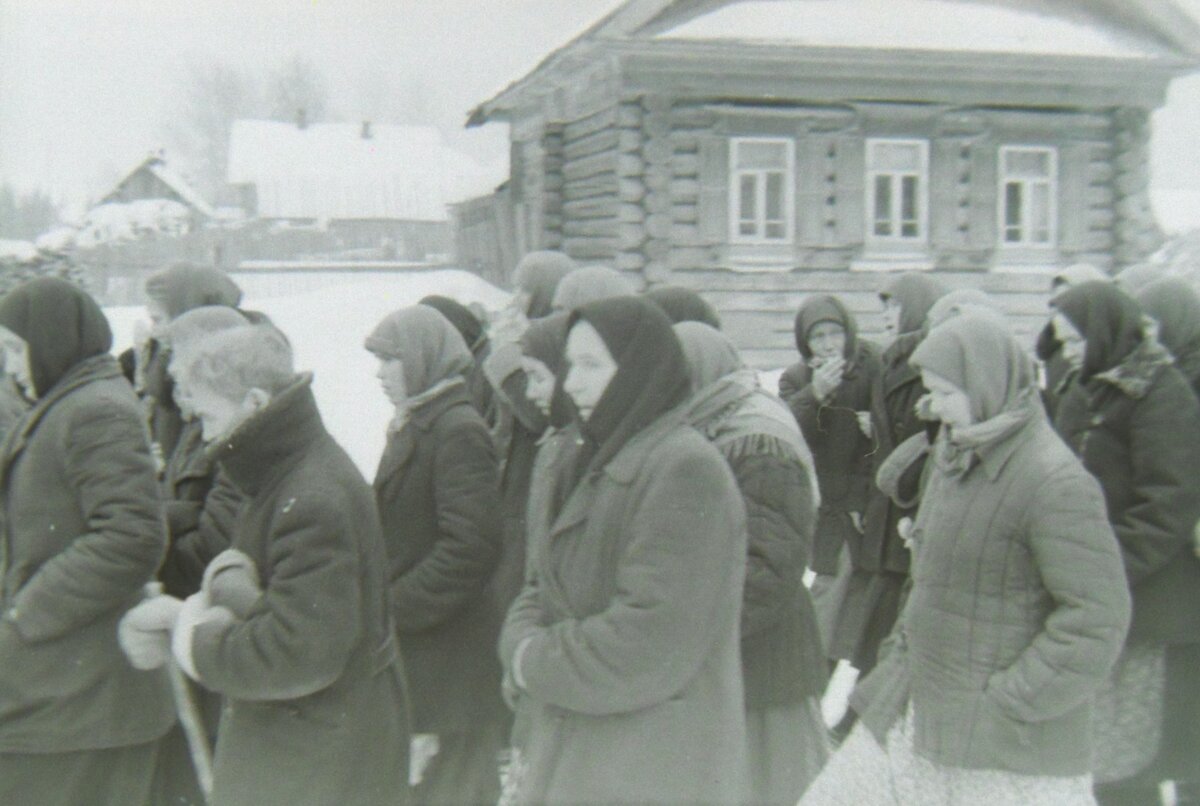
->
[655,0,1171,58]
[227,120,500,223]
[145,160,216,218]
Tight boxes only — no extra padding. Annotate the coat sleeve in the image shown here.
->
[160,471,242,598]
[986,467,1131,723]
[7,405,165,644]
[391,418,502,632]
[1113,375,1200,585]
[189,490,362,701]
[518,444,747,715]
[736,450,814,639]
[499,574,546,671]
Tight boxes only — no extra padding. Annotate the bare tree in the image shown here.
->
[267,56,332,124]
[0,183,60,240]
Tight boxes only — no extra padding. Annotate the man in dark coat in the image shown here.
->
[779,294,880,656]
[123,324,411,806]
[0,278,174,805]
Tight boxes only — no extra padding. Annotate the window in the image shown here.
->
[729,138,794,243]
[999,146,1057,246]
[866,139,928,244]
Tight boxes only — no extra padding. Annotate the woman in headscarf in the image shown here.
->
[778,295,881,661]
[1035,264,1112,419]
[419,294,496,424]
[644,284,722,329]
[838,274,947,685]
[513,250,576,321]
[1051,281,1200,806]
[550,264,636,313]
[803,312,1130,806]
[675,321,828,804]
[498,296,748,804]
[366,305,506,804]
[1134,277,1200,397]
[0,278,174,805]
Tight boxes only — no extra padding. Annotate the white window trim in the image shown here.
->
[865,138,930,246]
[728,137,795,245]
[997,145,1058,249]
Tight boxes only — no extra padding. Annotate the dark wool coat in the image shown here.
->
[1057,342,1200,645]
[190,378,410,806]
[862,331,928,574]
[0,356,174,752]
[779,342,880,575]
[894,414,1130,776]
[374,383,505,734]
[500,414,749,804]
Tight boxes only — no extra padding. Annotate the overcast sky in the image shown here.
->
[2,0,1199,219]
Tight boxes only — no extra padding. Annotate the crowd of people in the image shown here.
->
[0,252,1195,806]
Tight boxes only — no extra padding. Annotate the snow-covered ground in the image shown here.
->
[106,269,511,478]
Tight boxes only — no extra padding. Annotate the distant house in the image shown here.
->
[227,118,495,261]
[103,153,215,223]
[464,0,1200,365]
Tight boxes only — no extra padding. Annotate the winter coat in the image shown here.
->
[500,412,748,804]
[779,341,880,575]
[374,382,505,734]
[861,330,928,574]
[157,419,241,598]
[0,355,174,752]
[897,409,1130,776]
[189,377,410,806]
[1057,339,1200,645]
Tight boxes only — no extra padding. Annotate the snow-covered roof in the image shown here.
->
[227,120,499,223]
[144,160,216,218]
[655,0,1171,58]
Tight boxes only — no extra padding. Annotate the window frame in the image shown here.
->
[865,138,930,246]
[997,145,1058,249]
[728,136,796,245]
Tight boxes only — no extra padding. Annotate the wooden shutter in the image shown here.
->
[833,134,865,246]
[796,133,833,247]
[965,139,997,249]
[930,138,965,250]
[1056,142,1092,255]
[697,135,729,244]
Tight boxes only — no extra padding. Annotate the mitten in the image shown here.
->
[202,549,262,618]
[118,595,184,670]
[171,592,235,681]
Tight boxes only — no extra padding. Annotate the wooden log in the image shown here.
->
[671,203,699,224]
[644,191,672,215]
[564,151,618,183]
[1086,207,1116,228]
[564,236,617,260]
[1085,184,1115,207]
[642,96,673,115]
[670,223,701,243]
[643,115,671,140]
[669,106,717,129]
[644,170,670,193]
[668,246,715,271]
[564,197,618,220]
[1087,161,1116,184]
[563,129,620,162]
[617,103,642,129]
[669,178,701,203]
[618,222,648,251]
[619,203,646,224]
[668,131,701,154]
[644,238,670,261]
[618,130,642,154]
[619,178,646,203]
[563,174,618,202]
[617,153,645,179]
[563,219,617,238]
[616,251,647,271]
[643,137,673,165]
[564,107,618,142]
[644,260,671,283]
[671,153,701,178]
[645,213,672,240]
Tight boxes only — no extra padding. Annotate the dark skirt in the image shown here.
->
[0,739,160,806]
[414,724,506,806]
[828,569,906,673]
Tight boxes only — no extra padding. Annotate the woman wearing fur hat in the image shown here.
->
[0,278,173,805]
[499,296,748,804]
[120,324,411,806]
[366,305,506,804]
[676,321,829,805]
[1051,282,1200,805]
[802,312,1129,806]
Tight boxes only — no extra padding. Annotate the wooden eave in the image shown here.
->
[613,39,1196,110]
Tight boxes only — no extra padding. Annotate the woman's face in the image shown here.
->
[807,320,846,361]
[564,321,617,422]
[920,369,973,431]
[521,356,556,417]
[882,297,903,336]
[376,357,408,407]
[183,380,259,442]
[1052,313,1086,371]
[0,326,33,401]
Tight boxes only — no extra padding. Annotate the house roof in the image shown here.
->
[104,154,216,218]
[468,0,1200,125]
[227,120,498,222]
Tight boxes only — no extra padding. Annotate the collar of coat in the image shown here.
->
[211,373,326,496]
[1091,336,1173,400]
[402,377,470,431]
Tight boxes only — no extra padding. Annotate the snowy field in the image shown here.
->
[106,269,511,478]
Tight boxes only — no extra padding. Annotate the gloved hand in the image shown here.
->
[118,595,184,670]
[202,549,261,619]
[171,592,236,681]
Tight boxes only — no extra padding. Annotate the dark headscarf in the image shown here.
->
[514,251,576,319]
[552,266,636,313]
[365,306,473,396]
[0,277,113,398]
[880,273,950,336]
[793,294,858,361]
[519,312,573,428]
[144,263,243,321]
[567,296,690,481]
[419,295,486,352]
[1053,281,1145,382]
[644,285,722,330]
[1135,278,1200,389]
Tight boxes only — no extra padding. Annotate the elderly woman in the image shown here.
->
[366,305,506,804]
[675,321,828,805]
[802,312,1131,805]
[499,296,748,804]
[1051,282,1200,805]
